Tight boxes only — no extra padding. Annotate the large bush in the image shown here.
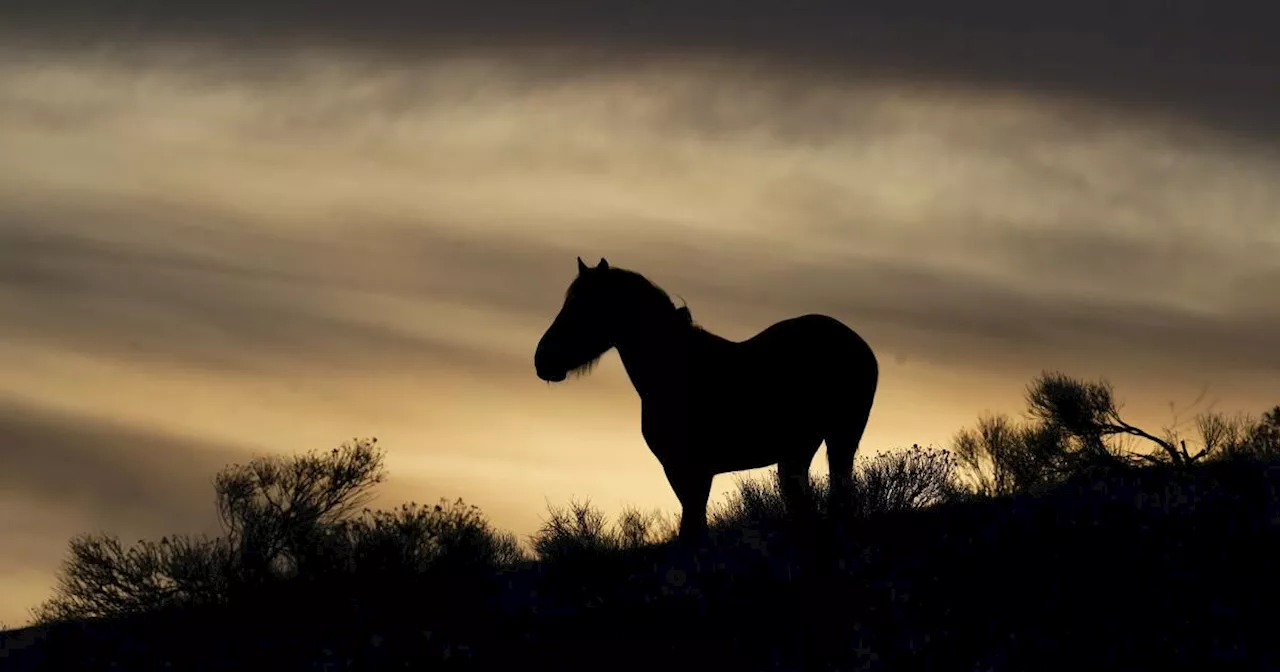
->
[34,438,520,623]
[214,438,386,584]
[949,372,1277,495]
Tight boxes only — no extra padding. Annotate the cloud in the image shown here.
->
[0,398,248,626]
[0,220,533,377]
[3,1,1279,143]
[694,257,1280,375]
[0,398,246,533]
[0,44,1276,387]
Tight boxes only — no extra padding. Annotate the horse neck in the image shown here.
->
[612,317,689,400]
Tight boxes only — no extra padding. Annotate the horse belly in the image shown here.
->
[642,402,793,471]
[692,403,823,472]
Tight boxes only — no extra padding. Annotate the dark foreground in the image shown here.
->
[4,459,1278,671]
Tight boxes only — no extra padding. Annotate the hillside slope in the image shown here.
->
[3,459,1277,671]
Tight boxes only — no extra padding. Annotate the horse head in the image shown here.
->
[535,257,615,382]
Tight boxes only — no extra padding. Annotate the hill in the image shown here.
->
[4,456,1277,671]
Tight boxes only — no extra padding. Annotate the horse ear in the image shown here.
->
[577,257,589,275]
[598,258,609,270]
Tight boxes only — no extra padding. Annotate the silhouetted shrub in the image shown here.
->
[214,438,386,584]
[708,445,962,535]
[950,371,1236,495]
[1202,406,1280,463]
[1026,371,1220,466]
[848,445,963,517]
[33,534,234,622]
[711,474,792,530]
[33,437,524,628]
[531,499,675,561]
[954,413,1074,495]
[340,499,525,579]
[35,439,386,623]
[616,506,677,548]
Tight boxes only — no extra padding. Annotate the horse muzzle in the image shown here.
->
[537,368,568,383]
[534,347,568,382]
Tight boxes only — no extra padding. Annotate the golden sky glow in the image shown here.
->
[1,29,1278,625]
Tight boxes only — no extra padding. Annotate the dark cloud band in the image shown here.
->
[4,1,1279,141]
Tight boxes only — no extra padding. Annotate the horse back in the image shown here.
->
[746,314,875,366]
[687,313,876,402]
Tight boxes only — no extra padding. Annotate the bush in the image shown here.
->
[531,499,675,562]
[34,438,521,625]
[954,414,1074,495]
[707,445,962,536]
[951,371,1230,495]
[711,475,793,531]
[340,499,525,579]
[1201,406,1280,463]
[848,445,963,517]
[214,438,386,583]
[33,534,234,622]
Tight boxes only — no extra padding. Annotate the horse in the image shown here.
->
[534,257,879,544]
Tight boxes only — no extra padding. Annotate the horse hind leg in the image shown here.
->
[777,456,814,519]
[825,399,873,515]
[778,444,822,542]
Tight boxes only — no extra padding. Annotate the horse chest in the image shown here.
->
[640,395,681,436]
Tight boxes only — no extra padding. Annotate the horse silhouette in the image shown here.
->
[535,257,879,544]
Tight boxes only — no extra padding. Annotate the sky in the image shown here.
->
[1,1,1278,626]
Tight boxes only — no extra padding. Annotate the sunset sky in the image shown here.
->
[2,1,1278,625]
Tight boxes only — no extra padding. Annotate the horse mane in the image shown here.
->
[675,305,694,326]
[558,266,701,379]
[607,268,699,329]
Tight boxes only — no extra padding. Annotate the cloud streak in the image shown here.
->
[6,1,1280,142]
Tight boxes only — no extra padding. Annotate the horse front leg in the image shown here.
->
[664,463,713,546]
